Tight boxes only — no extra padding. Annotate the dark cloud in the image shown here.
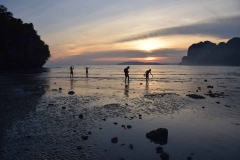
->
[152,48,186,57]
[45,48,186,66]
[115,15,240,43]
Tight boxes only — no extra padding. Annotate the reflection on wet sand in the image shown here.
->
[70,78,74,89]
[145,82,149,94]
[124,84,129,97]
[0,73,49,159]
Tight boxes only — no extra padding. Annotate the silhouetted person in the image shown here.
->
[145,69,153,82]
[70,66,74,78]
[124,66,130,83]
[84,67,90,74]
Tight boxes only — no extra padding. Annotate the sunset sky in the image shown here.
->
[1,0,240,66]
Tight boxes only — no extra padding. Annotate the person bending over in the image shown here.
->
[145,69,153,82]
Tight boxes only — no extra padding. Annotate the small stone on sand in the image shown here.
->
[111,137,118,143]
[68,91,75,95]
[129,144,133,149]
[127,125,132,129]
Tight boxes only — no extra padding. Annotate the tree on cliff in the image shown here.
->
[0,5,50,69]
[179,37,240,66]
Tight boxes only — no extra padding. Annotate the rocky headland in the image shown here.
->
[179,37,240,66]
[0,5,50,70]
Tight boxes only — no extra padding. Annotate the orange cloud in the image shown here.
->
[91,56,166,62]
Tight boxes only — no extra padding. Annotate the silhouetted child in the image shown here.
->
[145,69,153,82]
[84,67,90,74]
[124,66,130,83]
[70,66,74,78]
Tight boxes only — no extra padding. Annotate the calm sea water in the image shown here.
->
[42,65,240,95]
[44,65,240,81]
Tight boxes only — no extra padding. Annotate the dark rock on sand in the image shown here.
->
[120,143,125,146]
[113,122,118,125]
[216,102,220,104]
[62,106,66,109]
[102,118,106,121]
[202,106,205,109]
[127,125,132,129]
[160,151,169,160]
[122,125,126,129]
[204,79,207,82]
[186,94,205,99]
[205,92,225,98]
[187,156,192,160]
[68,91,75,95]
[129,144,133,149]
[79,114,83,119]
[77,146,83,150]
[88,131,92,135]
[111,137,118,143]
[207,85,213,88]
[156,146,163,153]
[81,136,88,140]
[146,128,168,144]
[59,87,62,90]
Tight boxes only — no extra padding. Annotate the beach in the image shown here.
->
[0,65,240,160]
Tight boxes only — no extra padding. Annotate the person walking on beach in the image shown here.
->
[124,66,130,83]
[70,66,74,78]
[145,69,153,82]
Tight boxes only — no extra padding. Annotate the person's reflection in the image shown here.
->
[70,78,74,89]
[86,74,88,78]
[145,82,149,94]
[124,84,129,97]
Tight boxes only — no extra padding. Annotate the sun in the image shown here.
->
[144,57,156,61]
[135,38,166,52]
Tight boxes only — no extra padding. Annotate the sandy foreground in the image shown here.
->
[0,72,240,160]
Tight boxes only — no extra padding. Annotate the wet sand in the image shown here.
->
[0,71,240,160]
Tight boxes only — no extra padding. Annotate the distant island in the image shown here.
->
[117,61,163,65]
[0,5,50,70]
[179,37,240,66]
